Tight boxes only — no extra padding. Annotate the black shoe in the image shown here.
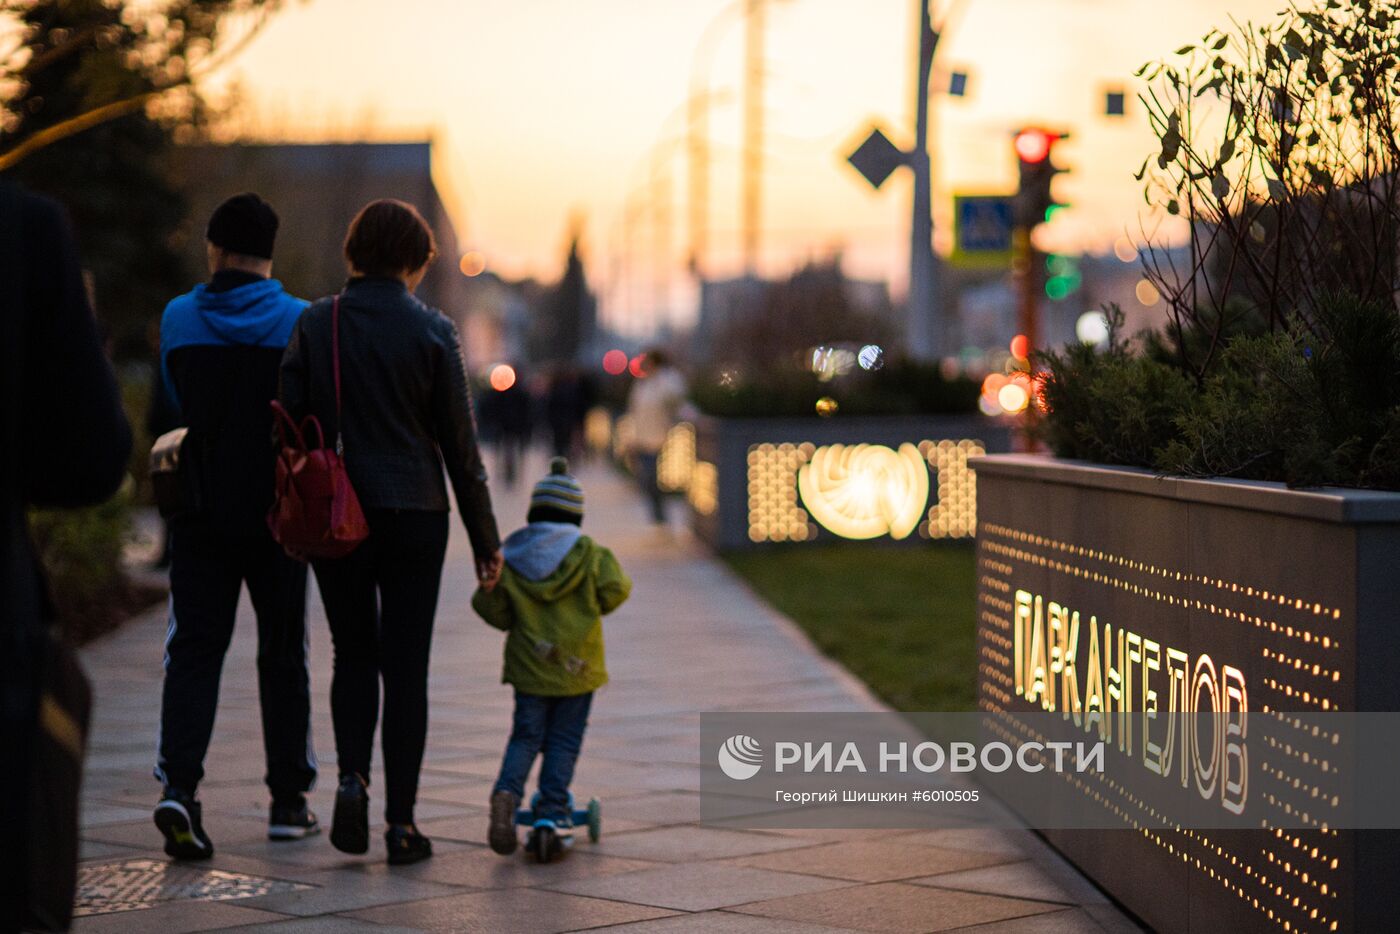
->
[154,787,213,861]
[384,823,432,865]
[268,797,321,840]
[488,790,519,855]
[330,773,370,855]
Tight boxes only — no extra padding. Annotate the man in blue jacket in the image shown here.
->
[154,193,318,859]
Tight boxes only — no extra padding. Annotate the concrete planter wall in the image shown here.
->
[689,415,1012,551]
[972,454,1400,934]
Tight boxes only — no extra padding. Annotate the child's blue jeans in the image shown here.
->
[493,691,593,821]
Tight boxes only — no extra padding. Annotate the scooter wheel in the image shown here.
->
[532,826,557,863]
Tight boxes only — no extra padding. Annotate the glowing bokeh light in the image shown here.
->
[810,345,855,381]
[602,349,628,375]
[628,355,647,378]
[982,372,1007,403]
[998,381,1030,414]
[459,251,487,277]
[1009,334,1030,360]
[1113,237,1139,263]
[1135,279,1161,306]
[489,363,516,392]
[858,344,885,371]
[1076,310,1111,345]
[815,396,839,417]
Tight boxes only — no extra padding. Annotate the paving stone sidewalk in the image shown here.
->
[75,452,1140,933]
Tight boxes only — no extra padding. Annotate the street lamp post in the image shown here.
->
[907,0,942,361]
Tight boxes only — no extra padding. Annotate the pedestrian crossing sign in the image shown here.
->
[951,195,1014,268]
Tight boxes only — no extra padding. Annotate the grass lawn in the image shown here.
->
[724,543,977,712]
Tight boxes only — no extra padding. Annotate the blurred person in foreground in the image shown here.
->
[153,193,318,860]
[624,349,686,527]
[280,199,503,865]
[1,181,132,931]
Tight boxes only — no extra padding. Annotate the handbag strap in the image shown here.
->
[332,294,344,456]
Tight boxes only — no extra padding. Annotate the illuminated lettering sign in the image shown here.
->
[1012,589,1248,814]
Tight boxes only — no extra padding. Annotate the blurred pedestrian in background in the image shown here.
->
[1,181,132,932]
[280,199,503,865]
[624,349,686,527]
[153,193,318,860]
[478,364,533,489]
[545,365,591,460]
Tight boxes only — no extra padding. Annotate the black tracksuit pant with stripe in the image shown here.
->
[156,517,315,803]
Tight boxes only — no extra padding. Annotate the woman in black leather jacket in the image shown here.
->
[279,199,503,865]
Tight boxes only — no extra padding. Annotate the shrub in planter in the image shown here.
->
[1035,294,1400,490]
[28,481,138,645]
[1035,0,1400,491]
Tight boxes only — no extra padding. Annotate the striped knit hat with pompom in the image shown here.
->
[528,457,585,524]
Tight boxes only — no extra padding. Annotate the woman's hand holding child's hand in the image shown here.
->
[477,549,505,591]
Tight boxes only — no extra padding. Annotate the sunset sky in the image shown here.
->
[210,0,1284,332]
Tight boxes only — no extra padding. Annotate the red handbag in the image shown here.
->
[267,295,369,559]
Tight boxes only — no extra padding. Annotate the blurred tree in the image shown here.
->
[715,259,896,374]
[530,225,596,365]
[0,0,282,356]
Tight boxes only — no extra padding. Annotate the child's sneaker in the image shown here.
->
[488,790,520,855]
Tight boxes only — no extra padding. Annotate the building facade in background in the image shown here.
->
[171,142,469,329]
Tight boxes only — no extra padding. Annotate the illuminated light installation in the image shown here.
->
[688,460,718,516]
[920,439,983,539]
[797,443,929,541]
[658,422,696,493]
[747,443,814,542]
[742,438,987,544]
[583,407,612,453]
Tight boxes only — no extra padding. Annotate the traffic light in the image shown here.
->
[1013,128,1068,229]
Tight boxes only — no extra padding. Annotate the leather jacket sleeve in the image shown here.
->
[278,315,308,423]
[431,317,500,559]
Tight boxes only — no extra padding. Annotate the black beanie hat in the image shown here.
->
[207,193,279,259]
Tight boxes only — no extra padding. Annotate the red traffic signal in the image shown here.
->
[1014,128,1059,164]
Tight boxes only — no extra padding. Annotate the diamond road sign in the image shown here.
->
[847,127,907,191]
[951,195,1014,268]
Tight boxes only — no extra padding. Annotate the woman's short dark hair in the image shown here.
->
[343,199,438,277]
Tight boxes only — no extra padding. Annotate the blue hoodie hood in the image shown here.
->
[503,522,583,582]
[160,279,307,405]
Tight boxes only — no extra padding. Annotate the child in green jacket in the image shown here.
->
[472,458,631,855]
